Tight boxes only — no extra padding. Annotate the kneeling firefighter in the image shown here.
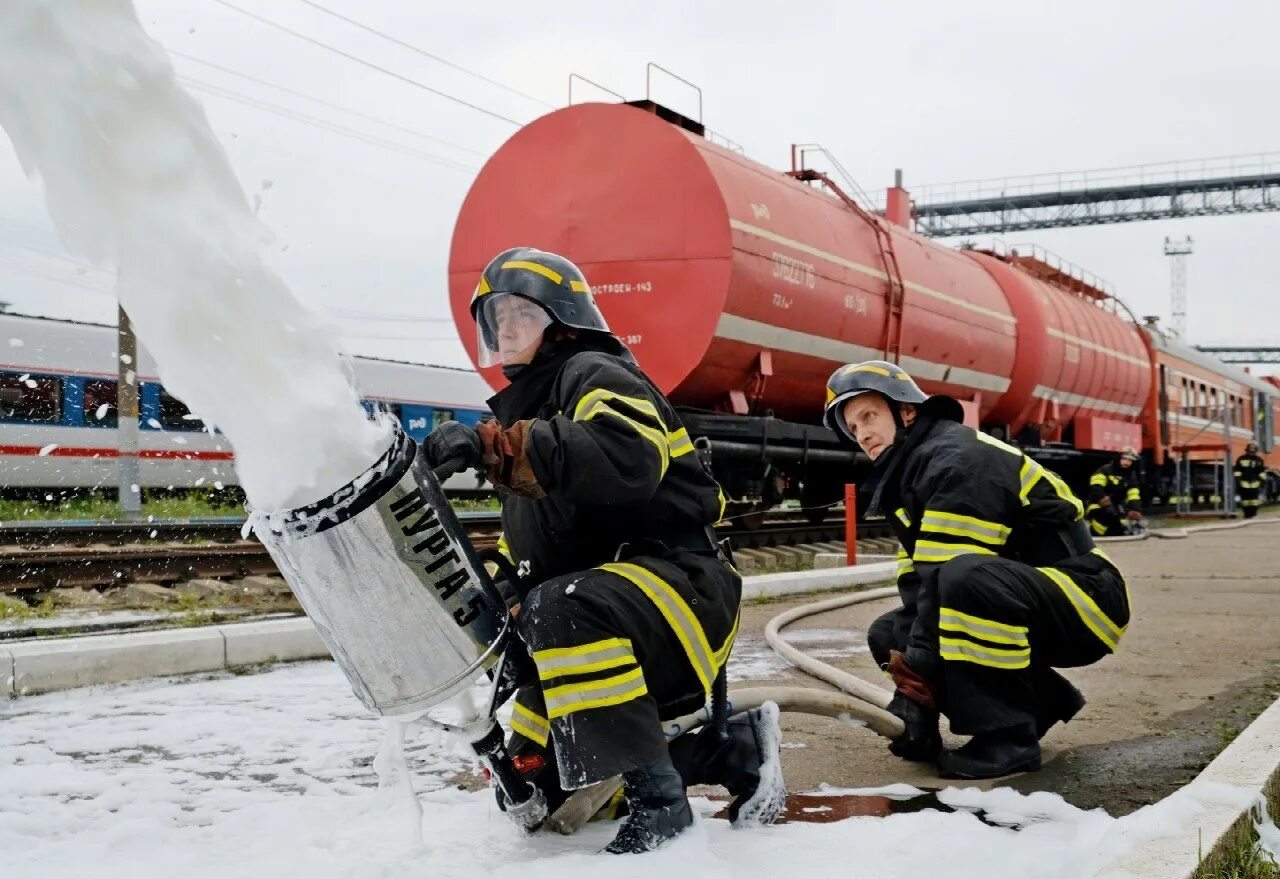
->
[421,248,784,853]
[1085,448,1144,536]
[823,361,1131,779]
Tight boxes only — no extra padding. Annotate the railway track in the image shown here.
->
[0,509,887,594]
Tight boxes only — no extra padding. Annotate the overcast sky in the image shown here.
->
[2,0,1277,376]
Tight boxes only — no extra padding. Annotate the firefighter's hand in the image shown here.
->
[478,419,545,499]
[887,650,935,710]
[886,691,942,763]
[420,421,483,480]
[1127,509,1144,521]
[1098,496,1113,507]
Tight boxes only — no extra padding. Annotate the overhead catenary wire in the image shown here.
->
[208,0,524,127]
[179,76,478,172]
[290,0,555,110]
[170,50,488,158]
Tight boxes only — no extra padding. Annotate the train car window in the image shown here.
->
[158,388,205,431]
[0,372,62,422]
[431,409,453,431]
[83,380,119,427]
[371,401,403,423]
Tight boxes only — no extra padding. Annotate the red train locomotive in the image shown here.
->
[448,100,1277,511]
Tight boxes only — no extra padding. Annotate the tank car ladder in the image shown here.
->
[786,158,908,361]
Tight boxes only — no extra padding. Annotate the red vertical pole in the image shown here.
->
[844,483,858,566]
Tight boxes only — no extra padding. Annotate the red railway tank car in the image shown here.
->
[448,99,1277,508]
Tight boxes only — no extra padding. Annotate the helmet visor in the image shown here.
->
[476,292,554,368]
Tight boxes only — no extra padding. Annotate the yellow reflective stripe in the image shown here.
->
[939,608,1029,647]
[1089,518,1108,535]
[1091,547,1114,564]
[1038,567,1125,652]
[1019,458,1042,505]
[511,701,550,746]
[919,509,1011,545]
[572,388,661,423]
[896,549,915,578]
[668,427,695,458]
[975,430,1022,457]
[600,562,717,693]
[716,486,727,523]
[895,507,912,527]
[543,666,648,719]
[501,259,563,285]
[839,363,908,379]
[1125,487,1142,501]
[568,279,590,293]
[475,275,492,296]
[913,540,997,563]
[496,533,514,563]
[713,611,740,670]
[532,637,637,680]
[579,399,670,478]
[939,635,1030,669]
[1041,467,1084,518]
[1089,473,1108,486]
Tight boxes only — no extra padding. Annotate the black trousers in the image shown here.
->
[508,549,739,793]
[1238,485,1261,518]
[869,552,1130,736]
[1085,506,1129,537]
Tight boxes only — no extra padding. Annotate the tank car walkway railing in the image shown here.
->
[901,153,1280,236]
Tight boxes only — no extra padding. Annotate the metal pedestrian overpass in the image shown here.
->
[904,153,1280,237]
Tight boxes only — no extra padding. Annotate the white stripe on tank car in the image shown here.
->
[714,314,1012,394]
[728,219,1018,326]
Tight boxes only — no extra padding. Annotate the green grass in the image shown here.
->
[0,489,246,521]
[1193,777,1280,878]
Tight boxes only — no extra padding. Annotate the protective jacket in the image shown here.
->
[488,345,726,584]
[1234,452,1266,516]
[867,405,1130,734]
[1087,462,1143,515]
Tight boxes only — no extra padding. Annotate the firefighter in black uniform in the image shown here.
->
[1235,442,1266,519]
[1085,447,1144,536]
[421,248,784,854]
[823,360,1131,779]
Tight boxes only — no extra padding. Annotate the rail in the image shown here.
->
[0,510,889,593]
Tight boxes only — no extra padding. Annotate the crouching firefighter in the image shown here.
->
[421,247,785,853]
[1234,442,1265,519]
[1085,447,1144,536]
[823,361,1131,779]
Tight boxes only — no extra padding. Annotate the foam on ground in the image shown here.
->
[2,661,1275,879]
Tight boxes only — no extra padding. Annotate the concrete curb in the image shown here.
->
[3,563,896,698]
[742,560,896,601]
[1104,693,1280,878]
[5,618,329,697]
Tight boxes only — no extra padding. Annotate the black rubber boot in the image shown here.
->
[937,724,1042,780]
[603,755,693,855]
[667,702,787,827]
[886,693,942,763]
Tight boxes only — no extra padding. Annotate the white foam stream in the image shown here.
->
[0,0,389,510]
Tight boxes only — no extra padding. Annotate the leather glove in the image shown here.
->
[887,649,935,710]
[420,421,483,480]
[477,419,545,499]
[886,691,942,763]
[1127,509,1144,521]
